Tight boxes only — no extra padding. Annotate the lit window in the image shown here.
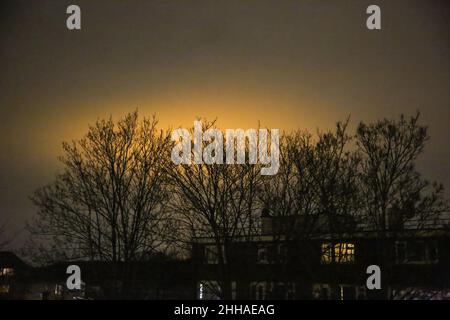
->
[321,242,355,264]
[0,268,14,276]
[321,244,333,264]
[335,243,355,263]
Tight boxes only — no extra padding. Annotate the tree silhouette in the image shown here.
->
[27,111,176,297]
[167,120,264,299]
[24,111,449,300]
[356,112,449,298]
[260,119,361,298]
[357,113,448,232]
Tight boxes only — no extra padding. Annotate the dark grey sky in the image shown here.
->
[0,0,449,246]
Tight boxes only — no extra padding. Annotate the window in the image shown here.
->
[335,243,355,263]
[313,284,366,300]
[321,243,333,264]
[0,285,10,294]
[321,242,355,264]
[286,283,296,300]
[204,245,225,264]
[267,244,277,262]
[231,281,237,300]
[395,240,438,264]
[356,286,367,300]
[339,285,367,300]
[55,284,64,296]
[312,284,331,300]
[339,285,356,300]
[257,246,268,264]
[250,282,267,300]
[0,268,14,276]
[204,246,218,264]
[257,244,287,264]
[278,244,288,263]
[396,241,407,262]
[251,282,295,300]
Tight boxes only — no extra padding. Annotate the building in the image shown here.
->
[2,211,449,300]
[0,251,195,300]
[191,213,450,300]
[0,251,34,299]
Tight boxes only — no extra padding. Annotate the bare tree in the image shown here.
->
[27,111,175,296]
[356,113,449,298]
[260,120,362,298]
[168,120,264,299]
[356,113,448,233]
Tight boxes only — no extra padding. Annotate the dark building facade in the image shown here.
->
[191,214,450,300]
[2,213,449,300]
[0,252,195,300]
[0,251,34,299]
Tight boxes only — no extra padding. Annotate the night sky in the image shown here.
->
[0,0,449,246]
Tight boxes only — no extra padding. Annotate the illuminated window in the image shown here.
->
[321,243,333,264]
[335,243,355,263]
[321,242,355,264]
[0,268,14,276]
